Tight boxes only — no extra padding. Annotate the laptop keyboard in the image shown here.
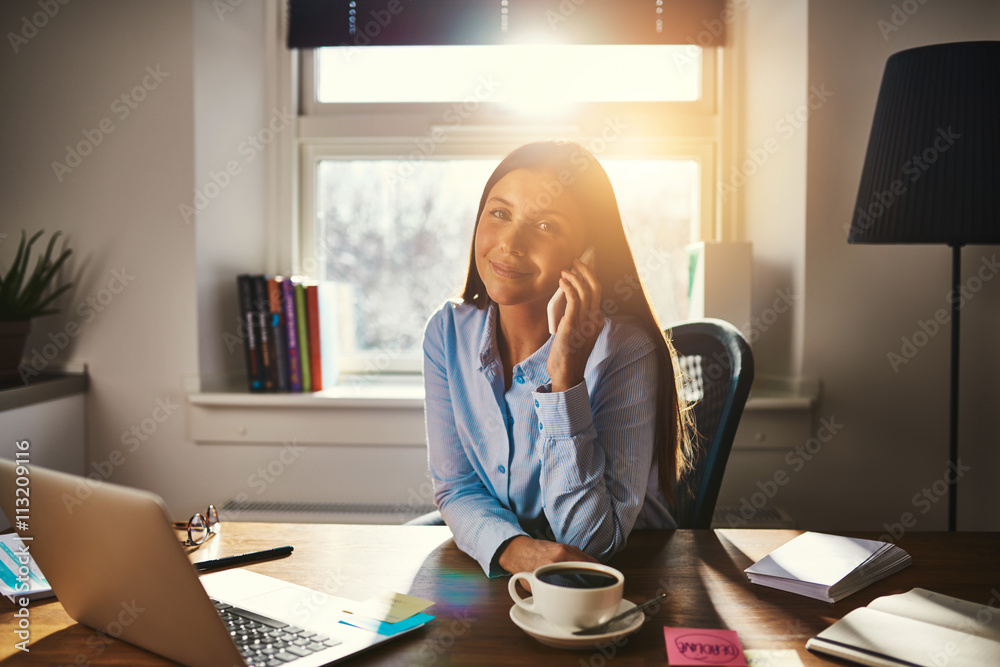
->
[211,598,342,666]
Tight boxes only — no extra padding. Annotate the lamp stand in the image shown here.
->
[948,244,962,532]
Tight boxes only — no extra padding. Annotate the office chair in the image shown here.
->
[667,318,754,529]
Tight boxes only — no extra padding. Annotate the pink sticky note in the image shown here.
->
[663,627,747,666]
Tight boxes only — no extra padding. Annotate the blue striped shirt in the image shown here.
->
[423,300,675,577]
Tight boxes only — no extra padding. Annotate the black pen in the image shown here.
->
[193,545,294,572]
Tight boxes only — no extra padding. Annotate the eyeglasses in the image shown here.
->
[172,505,220,546]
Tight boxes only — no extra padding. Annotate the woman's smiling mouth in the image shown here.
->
[491,261,532,279]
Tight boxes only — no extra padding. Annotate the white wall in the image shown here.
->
[1,0,432,519]
[801,0,1000,531]
[1,1,199,509]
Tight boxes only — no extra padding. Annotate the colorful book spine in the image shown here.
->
[237,274,263,392]
[252,275,276,392]
[281,278,302,392]
[267,276,289,392]
[306,284,322,391]
[295,282,311,392]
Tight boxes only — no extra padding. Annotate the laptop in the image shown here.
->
[0,459,432,667]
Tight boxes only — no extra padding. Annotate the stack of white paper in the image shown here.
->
[744,532,911,603]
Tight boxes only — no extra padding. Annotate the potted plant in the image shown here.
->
[0,230,74,378]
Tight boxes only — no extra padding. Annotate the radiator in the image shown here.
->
[219,500,791,528]
[220,500,438,525]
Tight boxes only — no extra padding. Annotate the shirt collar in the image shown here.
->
[476,301,554,387]
[477,301,499,369]
[518,335,553,388]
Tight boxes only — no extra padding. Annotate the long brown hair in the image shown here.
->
[461,140,694,503]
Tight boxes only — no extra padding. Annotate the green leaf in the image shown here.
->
[10,230,44,303]
[16,243,72,312]
[0,231,28,306]
[0,230,74,320]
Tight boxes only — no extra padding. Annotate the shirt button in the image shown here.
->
[538,423,544,431]
[516,376,525,384]
[534,399,539,407]
[498,465,506,474]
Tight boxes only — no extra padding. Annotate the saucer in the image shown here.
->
[509,599,643,650]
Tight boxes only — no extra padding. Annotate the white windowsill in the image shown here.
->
[188,374,818,448]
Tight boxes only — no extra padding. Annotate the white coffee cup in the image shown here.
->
[508,561,624,631]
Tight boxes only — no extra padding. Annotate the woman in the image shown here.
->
[423,140,692,577]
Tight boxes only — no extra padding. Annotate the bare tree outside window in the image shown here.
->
[315,159,697,366]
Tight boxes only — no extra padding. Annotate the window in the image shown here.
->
[296,44,718,375]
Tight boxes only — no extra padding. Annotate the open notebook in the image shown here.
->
[807,588,1000,666]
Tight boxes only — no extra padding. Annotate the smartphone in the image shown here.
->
[547,246,597,335]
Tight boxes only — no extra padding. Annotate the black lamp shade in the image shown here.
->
[849,41,1000,245]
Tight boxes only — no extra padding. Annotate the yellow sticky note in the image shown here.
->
[346,591,434,624]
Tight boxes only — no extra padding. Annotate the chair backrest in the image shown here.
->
[666,318,754,529]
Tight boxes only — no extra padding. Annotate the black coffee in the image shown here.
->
[537,568,618,589]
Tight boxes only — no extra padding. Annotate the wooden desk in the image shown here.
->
[1,526,997,666]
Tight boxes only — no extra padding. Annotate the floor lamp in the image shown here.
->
[848,41,1000,531]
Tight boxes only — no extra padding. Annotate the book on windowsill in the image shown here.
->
[743,531,911,603]
[806,588,1000,666]
[236,274,264,392]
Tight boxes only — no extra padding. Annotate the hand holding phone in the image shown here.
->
[547,246,596,335]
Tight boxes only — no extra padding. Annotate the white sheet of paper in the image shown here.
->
[344,591,434,624]
[744,532,889,586]
[744,649,805,667]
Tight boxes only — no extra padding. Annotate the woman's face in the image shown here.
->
[474,168,587,310]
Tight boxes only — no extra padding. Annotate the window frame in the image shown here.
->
[291,43,723,377]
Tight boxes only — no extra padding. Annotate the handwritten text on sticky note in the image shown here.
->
[664,627,746,666]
